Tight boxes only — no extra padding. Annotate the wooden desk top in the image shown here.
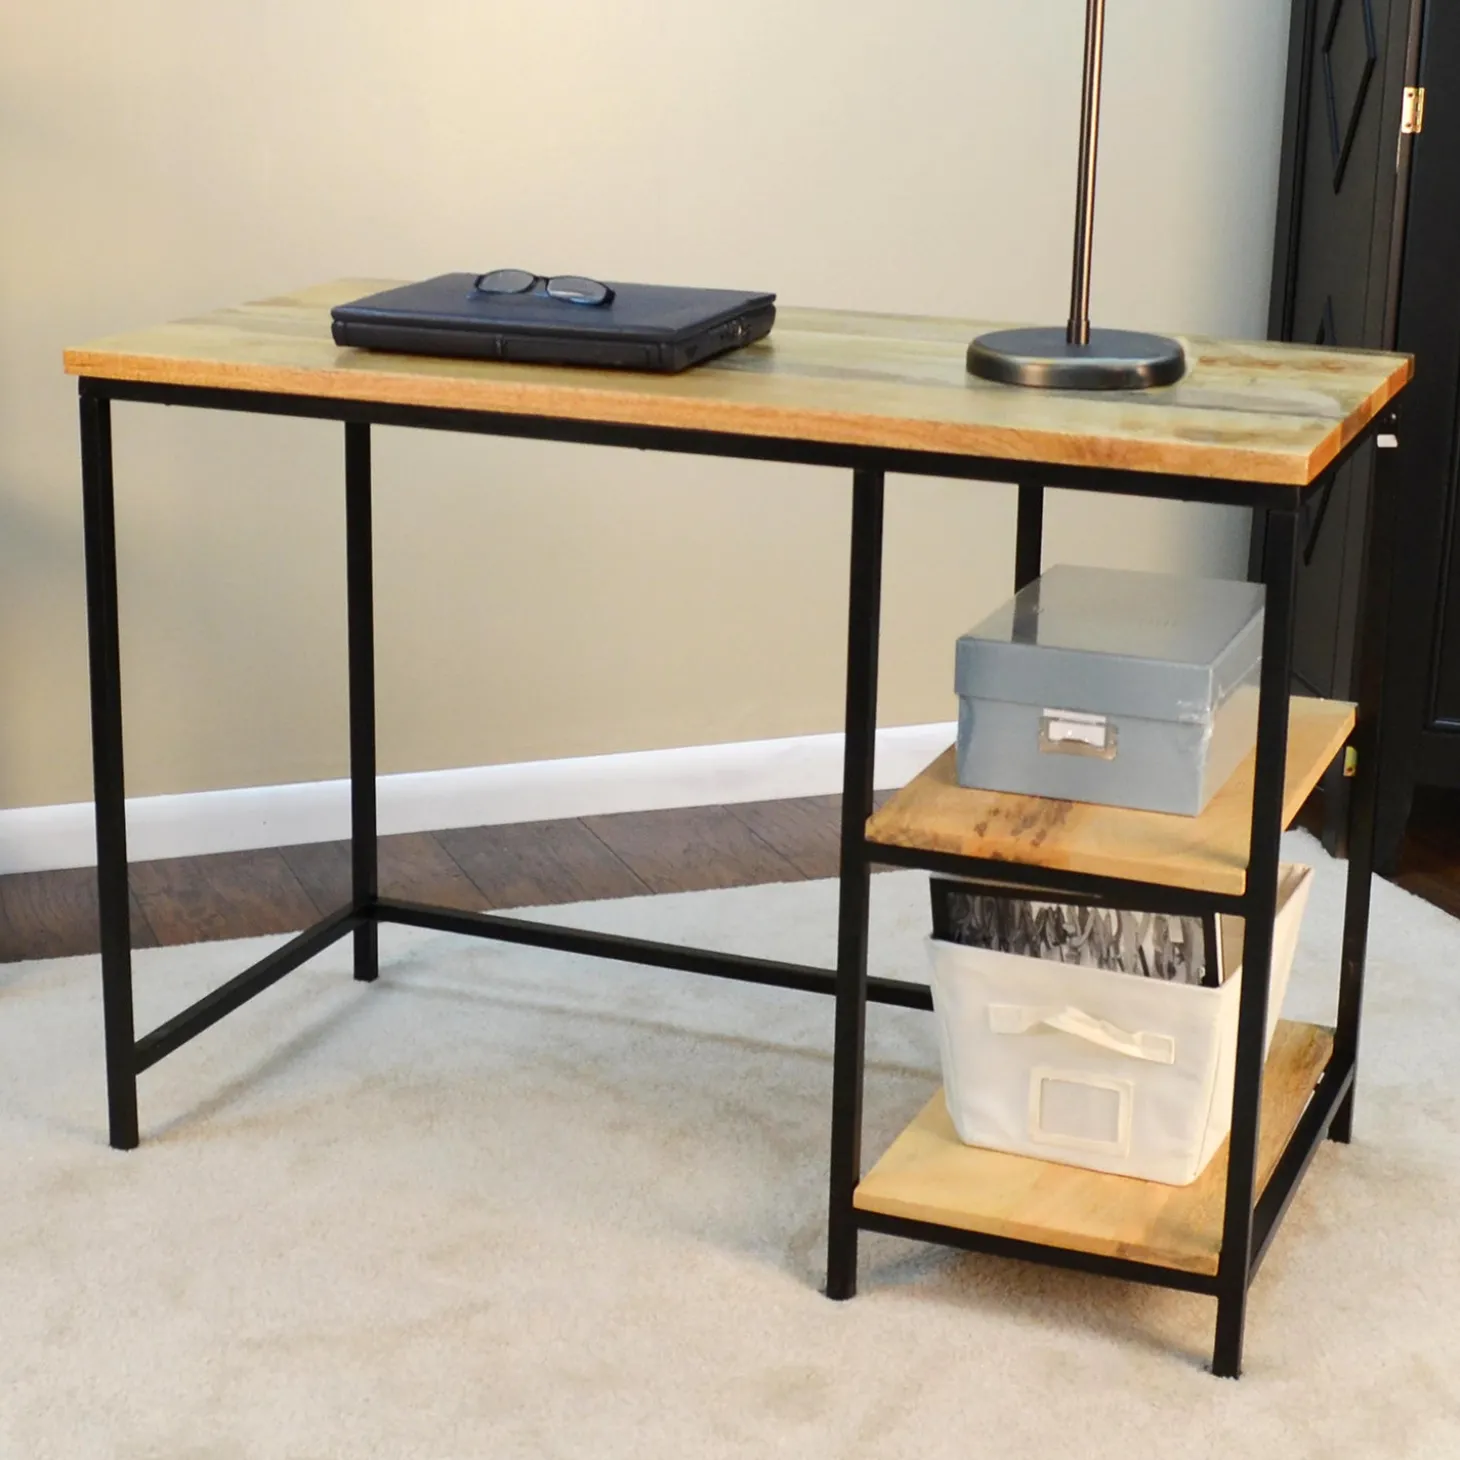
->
[64,280,1411,485]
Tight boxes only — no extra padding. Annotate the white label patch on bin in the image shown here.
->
[1039,708,1117,760]
[1030,1068,1132,1155]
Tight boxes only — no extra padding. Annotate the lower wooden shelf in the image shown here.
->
[854,1019,1333,1277]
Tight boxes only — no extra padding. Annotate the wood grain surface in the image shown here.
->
[0,869,155,962]
[854,1019,1334,1276]
[63,280,1411,485]
[129,849,321,946]
[582,805,801,894]
[727,796,846,880]
[436,819,649,908]
[865,696,1356,896]
[280,833,486,914]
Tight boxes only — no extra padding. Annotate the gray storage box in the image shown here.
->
[955,566,1264,816]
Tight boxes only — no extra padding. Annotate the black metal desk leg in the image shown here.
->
[1333,419,1402,1142]
[1212,505,1300,1379]
[80,388,138,1150]
[345,422,378,982]
[1015,482,1044,590]
[825,469,886,1301]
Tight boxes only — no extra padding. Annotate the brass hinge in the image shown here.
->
[1401,86,1426,135]
[1344,745,1358,778]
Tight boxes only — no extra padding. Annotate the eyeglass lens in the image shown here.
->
[544,276,611,306]
[474,268,538,295]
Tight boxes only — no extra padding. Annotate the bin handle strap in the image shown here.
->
[988,1004,1176,1065]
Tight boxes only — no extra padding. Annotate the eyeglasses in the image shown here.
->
[472,268,614,307]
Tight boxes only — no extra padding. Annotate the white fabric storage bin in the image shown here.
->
[927,864,1313,1186]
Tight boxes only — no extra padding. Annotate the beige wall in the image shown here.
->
[0,0,1291,808]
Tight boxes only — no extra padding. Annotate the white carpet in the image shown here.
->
[4,830,1460,1458]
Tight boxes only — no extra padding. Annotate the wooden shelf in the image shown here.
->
[854,1019,1332,1276]
[865,695,1354,897]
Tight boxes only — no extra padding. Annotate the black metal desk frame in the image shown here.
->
[78,374,1400,1379]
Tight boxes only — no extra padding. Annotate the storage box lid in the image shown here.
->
[954,565,1264,722]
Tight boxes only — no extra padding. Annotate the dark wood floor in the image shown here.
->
[0,795,889,964]
[1388,786,1460,920]
[0,786,1452,964]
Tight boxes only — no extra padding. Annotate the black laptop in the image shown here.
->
[331,271,776,374]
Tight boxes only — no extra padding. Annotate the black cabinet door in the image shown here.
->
[1259,0,1421,699]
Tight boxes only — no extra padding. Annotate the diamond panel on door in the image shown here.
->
[1322,0,1378,190]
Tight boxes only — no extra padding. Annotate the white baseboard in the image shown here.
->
[0,723,956,875]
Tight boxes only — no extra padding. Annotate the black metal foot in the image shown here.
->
[108,1105,140,1152]
[1211,1313,1245,1380]
[353,921,379,983]
[1329,1088,1355,1144]
[824,1229,859,1301]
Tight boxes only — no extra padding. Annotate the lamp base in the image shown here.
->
[966,325,1186,390]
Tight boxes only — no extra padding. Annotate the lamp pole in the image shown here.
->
[966,0,1185,390]
[1067,0,1106,348]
